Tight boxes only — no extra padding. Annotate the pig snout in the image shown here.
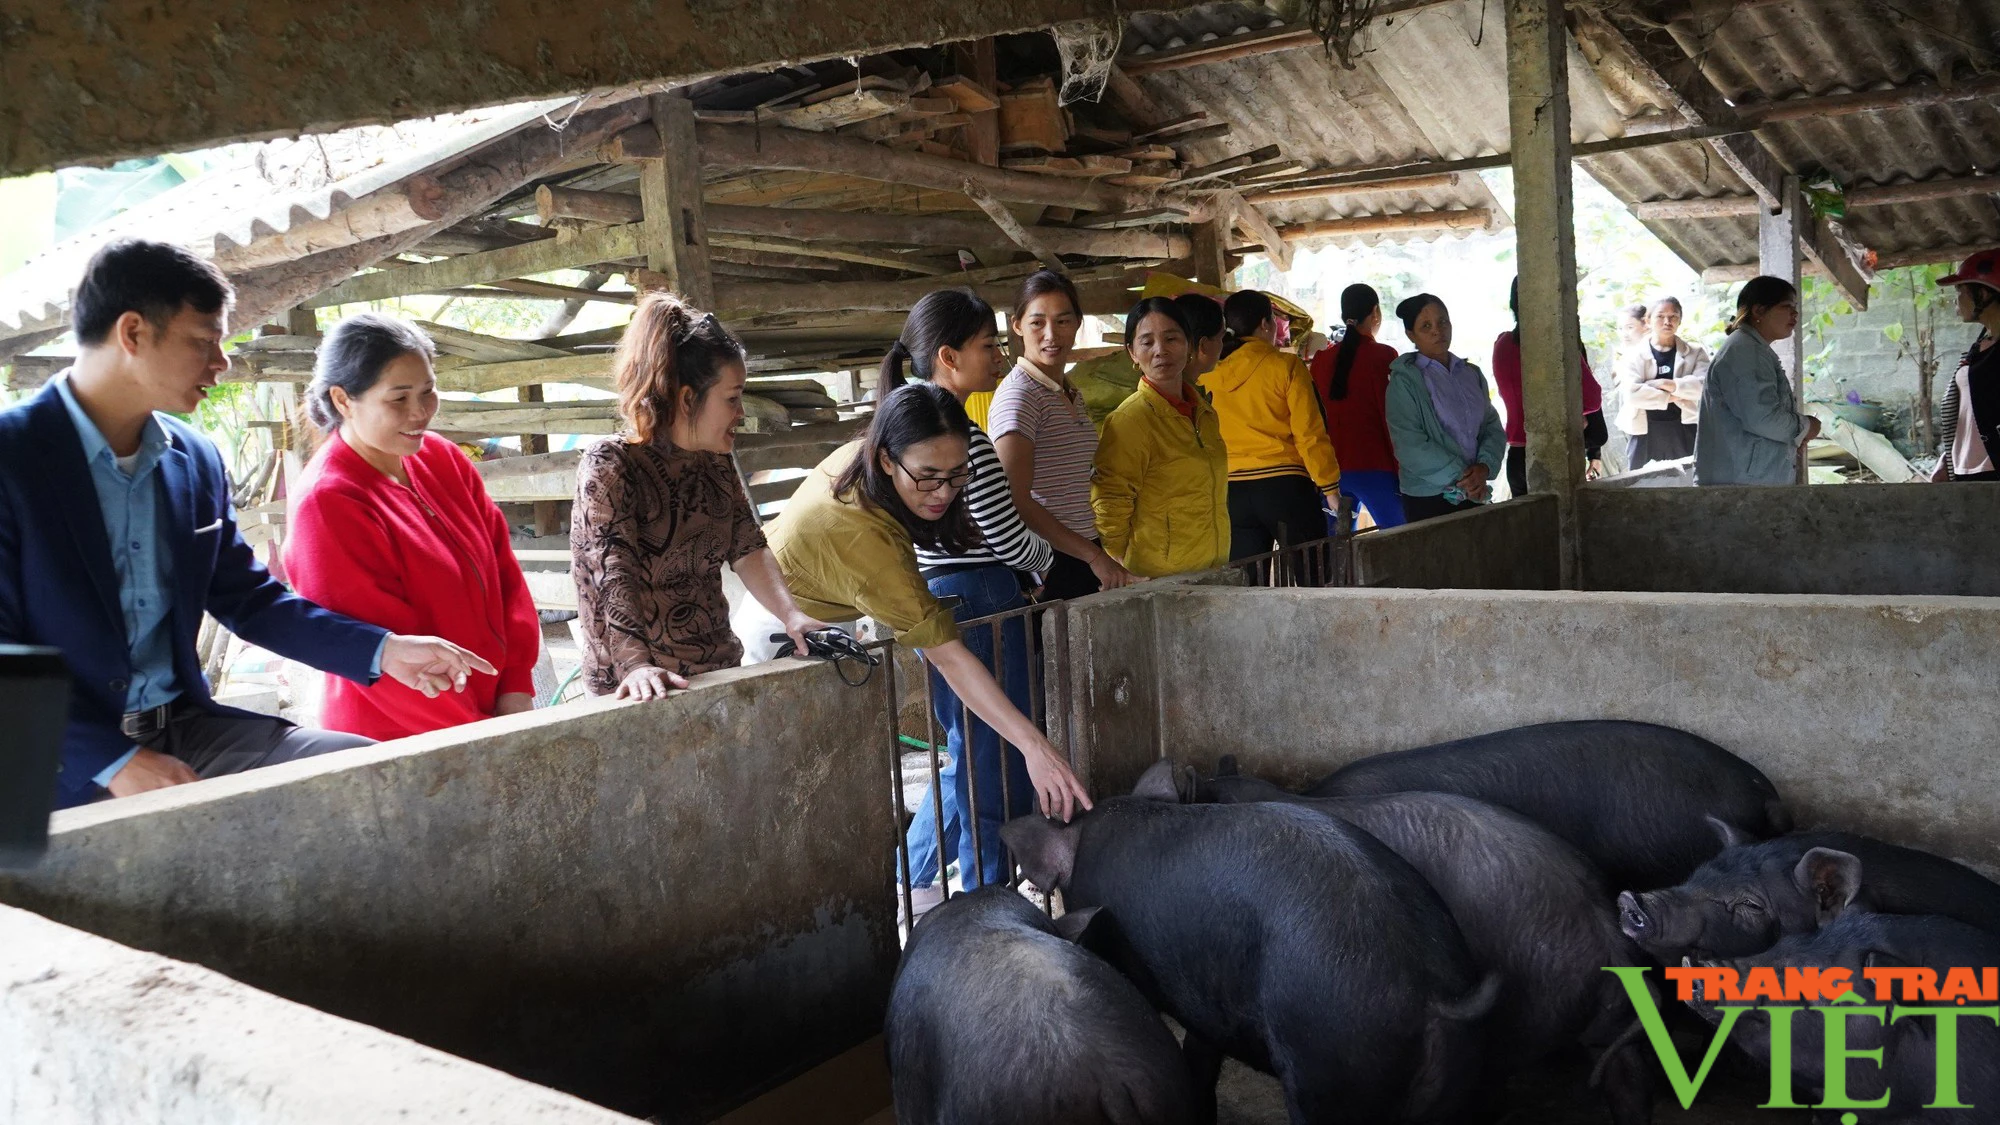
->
[1616,891,1654,942]
[1617,889,1701,956]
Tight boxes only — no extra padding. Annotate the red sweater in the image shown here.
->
[286,431,540,739]
[1491,331,1603,447]
[1309,333,1400,473]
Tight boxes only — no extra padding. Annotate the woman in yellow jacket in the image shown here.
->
[1201,289,1341,558]
[1093,296,1230,578]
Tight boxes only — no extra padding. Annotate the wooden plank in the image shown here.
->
[1277,208,1494,241]
[770,89,912,132]
[702,204,1191,258]
[1632,175,2000,220]
[302,223,645,308]
[434,400,622,436]
[1117,0,1455,74]
[475,420,869,500]
[1179,145,1283,185]
[707,233,950,275]
[441,353,614,393]
[417,322,570,363]
[1216,188,1292,272]
[695,122,1160,214]
[933,74,1001,113]
[947,42,1001,167]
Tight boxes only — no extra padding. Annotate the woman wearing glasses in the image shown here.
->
[764,383,1092,880]
[879,289,1053,906]
[571,293,823,701]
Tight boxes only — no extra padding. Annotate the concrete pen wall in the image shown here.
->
[1580,482,2000,596]
[1352,495,1561,590]
[0,658,902,1123]
[1068,585,2000,876]
[0,904,645,1125]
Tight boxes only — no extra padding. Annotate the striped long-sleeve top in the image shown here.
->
[914,422,1055,574]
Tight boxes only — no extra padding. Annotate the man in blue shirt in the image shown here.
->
[0,239,497,808]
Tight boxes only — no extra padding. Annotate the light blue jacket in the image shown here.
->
[1385,352,1507,498]
[1694,329,1804,486]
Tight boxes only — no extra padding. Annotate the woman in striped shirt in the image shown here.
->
[884,288,1055,907]
[990,270,1138,600]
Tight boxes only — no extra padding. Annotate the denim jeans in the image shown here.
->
[904,564,1035,891]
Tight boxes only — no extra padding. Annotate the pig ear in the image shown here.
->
[1132,759,1181,803]
[1216,755,1241,777]
[1000,816,1079,893]
[1793,848,1863,921]
[1052,906,1103,943]
[1707,816,1755,850]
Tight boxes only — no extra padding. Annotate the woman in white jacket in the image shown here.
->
[1614,296,1710,471]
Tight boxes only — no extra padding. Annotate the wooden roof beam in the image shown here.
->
[1115,0,1463,75]
[695,122,1167,214]
[1622,72,2000,135]
[1633,174,2000,221]
[704,203,1192,259]
[1276,208,1494,241]
[300,223,646,309]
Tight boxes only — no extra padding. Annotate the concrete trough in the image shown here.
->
[0,659,904,1123]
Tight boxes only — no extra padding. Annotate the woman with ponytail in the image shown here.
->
[1205,289,1344,554]
[876,288,1053,905]
[1309,284,1404,528]
[1694,276,1818,486]
[285,313,532,737]
[571,293,822,700]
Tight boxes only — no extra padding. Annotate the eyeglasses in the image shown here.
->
[892,457,973,492]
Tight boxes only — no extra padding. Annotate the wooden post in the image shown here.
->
[1758,173,1808,483]
[1192,217,1230,287]
[1507,0,1585,587]
[950,39,1001,167]
[642,92,716,309]
[518,384,562,537]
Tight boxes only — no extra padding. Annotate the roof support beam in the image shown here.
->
[301,223,646,309]
[1275,208,1494,241]
[1633,174,2000,220]
[695,122,1164,214]
[1759,175,1809,483]
[641,93,715,308]
[1115,0,1462,75]
[1569,10,1871,309]
[1509,0,1586,586]
[1623,72,2000,135]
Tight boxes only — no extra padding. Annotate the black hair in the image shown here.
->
[1508,276,1519,326]
[1729,276,1799,335]
[1124,297,1193,345]
[1012,269,1082,323]
[306,313,437,432]
[72,238,234,347]
[1649,295,1685,317]
[1396,293,1445,334]
[1621,303,1649,328]
[1221,288,1275,352]
[1327,283,1381,401]
[833,382,981,554]
[882,288,997,389]
[1173,293,1225,343]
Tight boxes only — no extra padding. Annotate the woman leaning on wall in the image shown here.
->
[569,293,823,700]
[286,313,534,738]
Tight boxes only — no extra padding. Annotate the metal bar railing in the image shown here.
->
[888,525,1353,936]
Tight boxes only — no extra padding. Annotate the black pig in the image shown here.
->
[1619,831,2000,963]
[1687,911,2000,1121]
[1198,767,1655,1124]
[886,885,1193,1125]
[1306,720,1789,889]
[1003,762,1498,1125]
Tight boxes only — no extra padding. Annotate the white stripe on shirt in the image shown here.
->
[915,424,1055,573]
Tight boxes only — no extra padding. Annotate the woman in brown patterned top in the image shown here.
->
[572,293,823,700]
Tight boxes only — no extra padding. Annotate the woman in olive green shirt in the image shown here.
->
[763,382,1091,822]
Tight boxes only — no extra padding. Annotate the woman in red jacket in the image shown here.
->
[1310,284,1405,528]
[286,314,541,738]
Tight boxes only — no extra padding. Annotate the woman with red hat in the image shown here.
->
[1933,249,2000,482]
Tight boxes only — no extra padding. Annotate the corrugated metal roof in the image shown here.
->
[1580,0,2000,270]
[1120,0,1632,246]
[0,98,569,344]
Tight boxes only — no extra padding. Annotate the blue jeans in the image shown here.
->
[904,565,1035,891]
[1340,469,1406,529]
